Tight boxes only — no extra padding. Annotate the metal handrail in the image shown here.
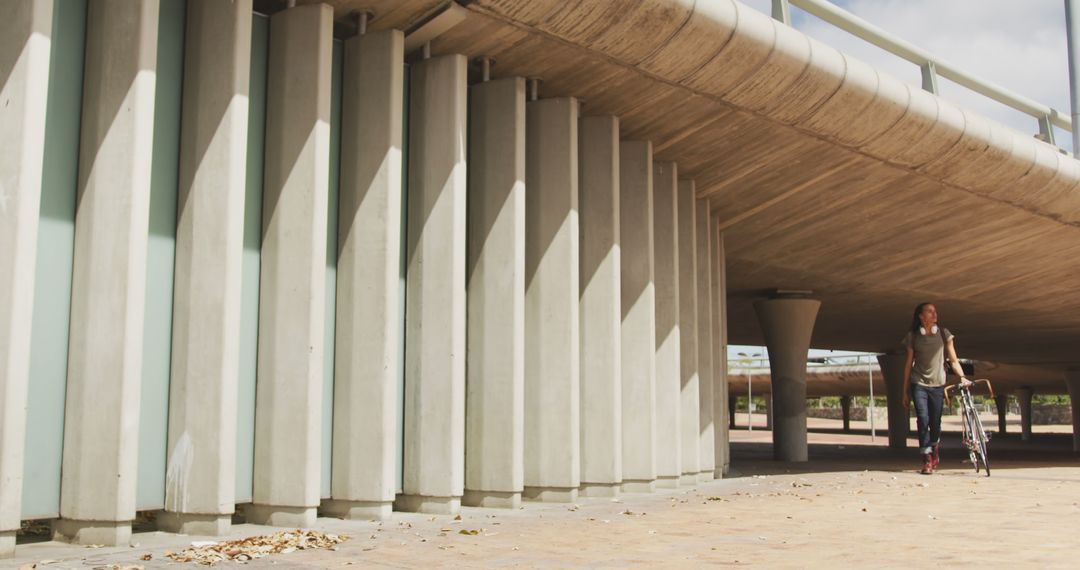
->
[772,0,1072,144]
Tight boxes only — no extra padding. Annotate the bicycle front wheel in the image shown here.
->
[971,410,991,476]
[962,405,979,472]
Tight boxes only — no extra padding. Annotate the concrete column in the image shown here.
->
[1016,387,1034,442]
[524,97,580,503]
[754,298,821,462]
[765,393,774,431]
[324,28,404,521]
[249,4,333,528]
[713,227,730,475]
[876,353,910,449]
[695,198,714,481]
[676,180,699,485]
[158,0,251,536]
[1065,371,1080,452]
[618,141,656,493]
[578,115,621,497]
[652,161,681,487]
[55,0,159,546]
[0,0,52,556]
[399,54,468,515]
[463,76,525,509]
[840,396,852,433]
[994,395,1008,435]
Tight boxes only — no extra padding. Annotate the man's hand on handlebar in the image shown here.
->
[959,376,973,387]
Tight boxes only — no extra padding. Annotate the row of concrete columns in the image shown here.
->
[0,1,732,556]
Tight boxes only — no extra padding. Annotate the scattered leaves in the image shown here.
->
[164,529,347,565]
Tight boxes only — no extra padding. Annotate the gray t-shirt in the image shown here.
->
[902,328,954,387]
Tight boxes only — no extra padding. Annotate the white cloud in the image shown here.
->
[738,0,1073,148]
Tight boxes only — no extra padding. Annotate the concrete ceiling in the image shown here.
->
[288,0,1080,380]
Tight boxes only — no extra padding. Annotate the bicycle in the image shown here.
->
[944,378,995,476]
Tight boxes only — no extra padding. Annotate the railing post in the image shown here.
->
[772,0,791,25]
[920,61,939,95]
[1038,115,1057,145]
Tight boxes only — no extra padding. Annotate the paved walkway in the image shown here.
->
[10,420,1079,569]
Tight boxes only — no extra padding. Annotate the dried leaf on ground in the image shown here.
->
[164,529,347,566]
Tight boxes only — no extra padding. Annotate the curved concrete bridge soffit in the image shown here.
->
[311,0,1080,366]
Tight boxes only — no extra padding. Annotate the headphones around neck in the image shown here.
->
[919,325,939,335]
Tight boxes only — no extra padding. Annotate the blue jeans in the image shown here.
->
[912,384,944,454]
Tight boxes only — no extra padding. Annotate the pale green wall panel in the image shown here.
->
[237,13,269,504]
[22,0,87,520]
[137,0,187,510]
[322,40,343,500]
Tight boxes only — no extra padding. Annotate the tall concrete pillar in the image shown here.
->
[754,298,821,462]
[994,395,1008,435]
[713,227,730,475]
[524,97,581,503]
[55,0,159,546]
[324,28,404,521]
[765,393,774,431]
[841,396,852,433]
[618,141,656,493]
[578,115,622,497]
[159,0,252,536]
[695,198,714,481]
[675,180,699,484]
[877,353,910,449]
[463,76,525,509]
[1065,371,1080,452]
[399,54,468,515]
[250,3,333,528]
[652,162,681,487]
[0,0,53,556]
[1016,387,1034,442]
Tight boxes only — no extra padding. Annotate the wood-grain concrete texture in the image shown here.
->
[409,0,1080,372]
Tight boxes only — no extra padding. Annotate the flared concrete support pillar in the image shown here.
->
[713,228,730,475]
[399,54,468,515]
[676,180,699,485]
[994,395,1008,435]
[618,141,656,493]
[56,0,159,546]
[324,28,404,521]
[695,199,714,481]
[765,394,774,431]
[754,298,820,462]
[0,0,53,555]
[524,97,581,503]
[876,353,910,449]
[249,4,333,528]
[652,161,681,487]
[578,115,622,498]
[159,0,252,536]
[463,76,525,509]
[1065,372,1080,452]
[1016,387,1034,442]
[840,396,852,433]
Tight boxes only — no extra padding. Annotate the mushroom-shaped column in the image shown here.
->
[1016,387,1034,442]
[1065,371,1080,453]
[753,297,820,462]
[994,395,1008,435]
[876,353,910,449]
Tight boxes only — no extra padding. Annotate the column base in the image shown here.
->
[620,480,655,493]
[523,486,578,503]
[321,499,393,520]
[579,483,621,498]
[0,530,14,558]
[697,471,715,483]
[245,505,317,528]
[393,494,461,515]
[157,512,231,536]
[714,468,725,479]
[678,473,698,486]
[53,519,131,546]
[462,490,521,509]
[654,475,680,489]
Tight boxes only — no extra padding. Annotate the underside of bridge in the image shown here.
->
[311,0,1080,371]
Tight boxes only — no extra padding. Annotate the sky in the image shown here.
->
[737,0,1075,148]
[728,0,1075,360]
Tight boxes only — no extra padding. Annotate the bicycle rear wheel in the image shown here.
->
[971,410,991,476]
[962,404,979,472]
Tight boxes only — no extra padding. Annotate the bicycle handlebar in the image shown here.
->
[944,378,995,406]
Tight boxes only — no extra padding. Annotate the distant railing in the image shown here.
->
[729,353,880,370]
[772,0,1072,146]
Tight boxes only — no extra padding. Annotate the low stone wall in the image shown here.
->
[808,404,1073,425]
[807,407,888,423]
[1033,405,1073,425]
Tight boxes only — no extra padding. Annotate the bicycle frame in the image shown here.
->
[944,379,994,476]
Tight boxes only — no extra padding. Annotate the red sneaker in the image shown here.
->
[931,443,940,470]
[921,453,933,475]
